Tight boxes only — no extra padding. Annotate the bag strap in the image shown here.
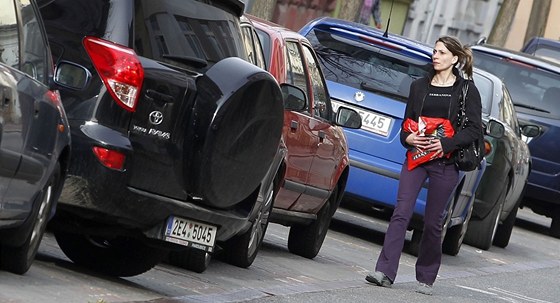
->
[459,81,469,129]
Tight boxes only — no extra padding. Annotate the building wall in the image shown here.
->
[544,0,560,40]
[504,0,532,50]
[403,0,502,45]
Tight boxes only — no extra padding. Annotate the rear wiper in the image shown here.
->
[513,102,550,113]
[162,55,208,68]
[360,81,407,100]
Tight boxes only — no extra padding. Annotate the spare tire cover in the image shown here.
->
[184,57,283,209]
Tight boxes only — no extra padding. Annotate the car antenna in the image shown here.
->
[383,0,395,38]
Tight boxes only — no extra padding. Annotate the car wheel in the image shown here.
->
[0,164,60,275]
[168,248,211,273]
[550,208,560,239]
[54,232,167,277]
[464,189,505,250]
[287,187,338,259]
[443,198,473,256]
[222,183,274,268]
[493,202,518,248]
[409,193,455,257]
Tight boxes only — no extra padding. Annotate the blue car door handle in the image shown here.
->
[290,120,298,130]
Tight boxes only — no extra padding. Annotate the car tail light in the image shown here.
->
[83,36,144,112]
[92,146,126,171]
[483,139,492,156]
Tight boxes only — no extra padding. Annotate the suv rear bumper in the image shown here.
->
[56,121,255,242]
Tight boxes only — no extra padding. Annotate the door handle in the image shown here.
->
[34,101,40,117]
[318,130,325,142]
[290,120,298,130]
[146,89,175,104]
[1,87,11,108]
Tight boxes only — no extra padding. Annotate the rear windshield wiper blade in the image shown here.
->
[162,55,208,68]
[360,81,407,100]
[513,102,550,113]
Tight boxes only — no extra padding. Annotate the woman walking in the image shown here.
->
[365,36,482,295]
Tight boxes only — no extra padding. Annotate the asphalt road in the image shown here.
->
[0,206,558,303]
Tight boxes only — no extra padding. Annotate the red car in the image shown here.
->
[242,15,361,259]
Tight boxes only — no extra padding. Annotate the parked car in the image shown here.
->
[472,43,560,238]
[0,0,71,274]
[241,15,362,259]
[38,0,286,276]
[463,69,539,250]
[299,17,488,256]
[521,36,560,65]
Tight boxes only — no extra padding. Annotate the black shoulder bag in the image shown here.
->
[455,82,485,171]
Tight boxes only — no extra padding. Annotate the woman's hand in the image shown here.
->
[407,132,444,156]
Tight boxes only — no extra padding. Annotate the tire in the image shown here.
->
[168,248,211,273]
[443,199,473,256]
[222,183,274,268]
[464,199,503,250]
[0,164,60,275]
[550,209,560,239]
[54,232,167,277]
[287,187,338,259]
[408,229,421,257]
[493,192,523,248]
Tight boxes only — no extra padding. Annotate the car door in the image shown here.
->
[289,43,337,212]
[2,0,54,209]
[0,0,24,203]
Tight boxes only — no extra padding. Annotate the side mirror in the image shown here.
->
[280,83,306,111]
[521,124,540,138]
[485,119,505,138]
[54,61,91,90]
[335,106,362,129]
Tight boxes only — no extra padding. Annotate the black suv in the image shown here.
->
[38,0,285,276]
[0,0,71,274]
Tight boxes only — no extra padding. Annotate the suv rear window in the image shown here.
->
[305,28,432,101]
[134,0,245,71]
[474,51,560,118]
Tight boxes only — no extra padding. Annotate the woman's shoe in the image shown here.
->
[365,271,393,287]
[416,282,433,295]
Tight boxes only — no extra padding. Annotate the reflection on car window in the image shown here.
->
[474,51,560,117]
[305,28,431,102]
[501,86,520,135]
[472,73,493,115]
[0,0,18,68]
[285,41,309,111]
[302,45,330,120]
[134,0,245,70]
[20,0,47,83]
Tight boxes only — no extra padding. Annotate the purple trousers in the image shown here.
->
[375,158,459,285]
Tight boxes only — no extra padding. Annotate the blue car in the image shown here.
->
[300,17,486,255]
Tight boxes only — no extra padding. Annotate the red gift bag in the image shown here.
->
[403,116,455,170]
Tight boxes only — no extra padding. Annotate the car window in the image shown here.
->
[302,44,330,120]
[305,28,432,102]
[285,41,310,112]
[20,0,48,83]
[501,86,521,136]
[473,51,560,118]
[134,0,245,71]
[0,0,19,68]
[240,25,266,70]
[252,29,266,70]
[472,73,493,115]
[254,28,271,70]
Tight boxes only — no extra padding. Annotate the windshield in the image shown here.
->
[473,51,560,118]
[134,0,245,71]
[305,28,432,102]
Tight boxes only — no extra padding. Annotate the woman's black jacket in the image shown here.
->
[400,67,483,164]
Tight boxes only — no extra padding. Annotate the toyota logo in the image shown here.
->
[149,111,163,125]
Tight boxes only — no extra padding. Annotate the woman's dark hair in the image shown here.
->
[436,36,474,79]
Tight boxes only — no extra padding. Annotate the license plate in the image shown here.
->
[164,216,217,252]
[332,101,393,137]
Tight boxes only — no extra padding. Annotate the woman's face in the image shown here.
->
[432,41,457,72]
